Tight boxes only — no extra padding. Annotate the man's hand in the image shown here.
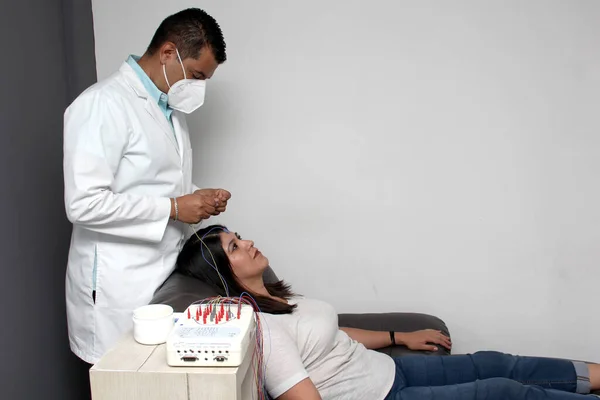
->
[171,193,219,224]
[193,188,231,214]
[396,329,452,352]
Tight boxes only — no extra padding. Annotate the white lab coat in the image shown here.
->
[63,61,197,364]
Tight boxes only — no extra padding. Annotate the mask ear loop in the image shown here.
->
[175,48,187,80]
[162,47,186,89]
[162,64,171,89]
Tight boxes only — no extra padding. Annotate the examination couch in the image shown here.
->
[151,268,600,396]
[150,266,452,358]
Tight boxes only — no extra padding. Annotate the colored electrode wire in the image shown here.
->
[186,225,270,399]
[185,295,269,400]
[191,225,231,297]
[238,292,272,390]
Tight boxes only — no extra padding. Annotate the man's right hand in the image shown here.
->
[171,193,221,224]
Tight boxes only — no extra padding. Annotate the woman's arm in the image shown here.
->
[277,378,322,400]
[340,327,452,351]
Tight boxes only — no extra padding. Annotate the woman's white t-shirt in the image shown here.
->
[259,297,396,399]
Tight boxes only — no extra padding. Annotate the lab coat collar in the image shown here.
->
[119,62,182,158]
[119,61,150,99]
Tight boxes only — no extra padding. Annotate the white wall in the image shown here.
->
[91,0,600,362]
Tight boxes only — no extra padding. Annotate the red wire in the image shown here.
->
[186,296,267,399]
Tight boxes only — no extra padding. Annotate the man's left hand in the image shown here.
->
[194,188,231,213]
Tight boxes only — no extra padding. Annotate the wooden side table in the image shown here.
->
[90,332,257,400]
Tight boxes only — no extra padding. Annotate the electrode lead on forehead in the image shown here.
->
[190,225,231,296]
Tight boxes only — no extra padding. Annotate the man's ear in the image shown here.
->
[159,42,177,65]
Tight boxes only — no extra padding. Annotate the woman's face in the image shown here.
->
[219,231,269,281]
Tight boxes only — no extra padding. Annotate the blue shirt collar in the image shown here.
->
[126,55,173,121]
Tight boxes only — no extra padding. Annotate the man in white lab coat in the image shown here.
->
[63,8,230,365]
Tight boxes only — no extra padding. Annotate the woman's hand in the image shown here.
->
[395,329,452,352]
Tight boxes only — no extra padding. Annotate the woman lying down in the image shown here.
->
[175,225,600,400]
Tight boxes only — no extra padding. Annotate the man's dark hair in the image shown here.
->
[147,8,226,63]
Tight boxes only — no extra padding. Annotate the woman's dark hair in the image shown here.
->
[176,225,296,314]
[147,8,227,63]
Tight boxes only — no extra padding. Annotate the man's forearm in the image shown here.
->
[66,189,172,243]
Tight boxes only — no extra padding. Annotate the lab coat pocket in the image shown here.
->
[183,146,194,191]
[185,147,193,168]
[92,244,98,304]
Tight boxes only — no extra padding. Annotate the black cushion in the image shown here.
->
[151,268,279,311]
[151,269,452,358]
[339,312,451,357]
[151,271,600,394]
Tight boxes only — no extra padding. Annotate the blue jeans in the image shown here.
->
[384,351,593,399]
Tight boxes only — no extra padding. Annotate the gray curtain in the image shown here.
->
[0,0,97,399]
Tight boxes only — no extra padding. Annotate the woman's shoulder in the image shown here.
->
[257,297,336,321]
[292,296,336,310]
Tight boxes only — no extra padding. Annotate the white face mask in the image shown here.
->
[163,48,206,114]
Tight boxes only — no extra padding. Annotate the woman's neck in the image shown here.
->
[242,278,287,304]
[244,278,271,298]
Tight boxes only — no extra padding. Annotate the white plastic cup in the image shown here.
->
[132,304,174,345]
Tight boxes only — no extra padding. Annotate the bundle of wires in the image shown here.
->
[193,226,231,297]
[185,294,269,400]
[187,226,270,399]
